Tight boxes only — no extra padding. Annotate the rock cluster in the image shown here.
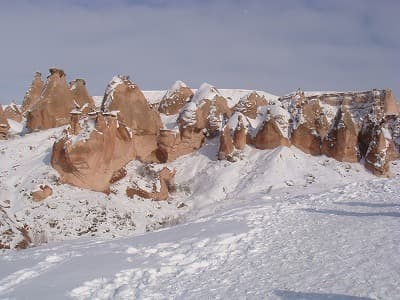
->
[26,68,94,131]
[218,88,400,176]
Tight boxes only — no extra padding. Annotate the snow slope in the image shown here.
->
[0,174,399,299]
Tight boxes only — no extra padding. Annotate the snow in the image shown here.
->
[1,170,400,298]
[1,86,400,298]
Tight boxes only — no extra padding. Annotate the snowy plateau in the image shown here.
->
[1,86,400,300]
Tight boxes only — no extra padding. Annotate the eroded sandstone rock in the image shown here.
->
[26,68,76,131]
[31,185,53,202]
[70,79,95,113]
[3,103,23,123]
[0,106,10,140]
[234,91,267,119]
[51,112,136,192]
[126,167,176,201]
[158,81,193,115]
[21,72,44,113]
[101,75,163,135]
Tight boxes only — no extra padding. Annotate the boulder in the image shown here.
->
[126,167,176,201]
[101,75,163,135]
[31,185,53,201]
[26,68,76,131]
[21,72,44,113]
[51,112,136,192]
[158,81,193,115]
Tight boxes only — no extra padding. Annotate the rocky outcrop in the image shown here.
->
[126,167,176,200]
[51,111,136,192]
[254,108,290,149]
[156,127,205,163]
[26,68,76,131]
[70,79,95,113]
[321,106,360,162]
[233,115,247,150]
[0,105,10,140]
[218,125,235,160]
[180,83,231,137]
[3,102,23,123]
[158,81,193,115]
[291,101,329,155]
[101,75,163,135]
[21,72,44,113]
[234,92,267,119]
[31,185,53,201]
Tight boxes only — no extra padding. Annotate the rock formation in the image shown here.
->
[101,75,163,162]
[218,125,234,160]
[101,75,163,135]
[126,167,176,201]
[182,83,232,137]
[0,105,10,140]
[233,114,247,150]
[254,108,291,149]
[21,72,44,113]
[0,207,31,250]
[69,79,95,114]
[3,102,23,123]
[26,68,77,131]
[321,106,360,162]
[234,91,267,119]
[31,185,53,201]
[291,100,329,155]
[158,81,193,115]
[51,111,136,192]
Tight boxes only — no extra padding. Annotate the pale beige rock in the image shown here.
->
[291,101,329,155]
[101,75,163,135]
[321,106,360,162]
[233,115,247,150]
[21,72,44,113]
[254,115,290,150]
[31,185,53,202]
[126,167,176,201]
[70,79,96,113]
[51,113,136,193]
[234,92,267,119]
[156,127,205,163]
[26,68,76,131]
[0,106,10,140]
[4,103,23,123]
[158,82,193,115]
[218,125,234,160]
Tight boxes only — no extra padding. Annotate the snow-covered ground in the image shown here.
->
[1,172,399,299]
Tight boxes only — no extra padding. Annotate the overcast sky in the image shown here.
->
[0,0,399,104]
